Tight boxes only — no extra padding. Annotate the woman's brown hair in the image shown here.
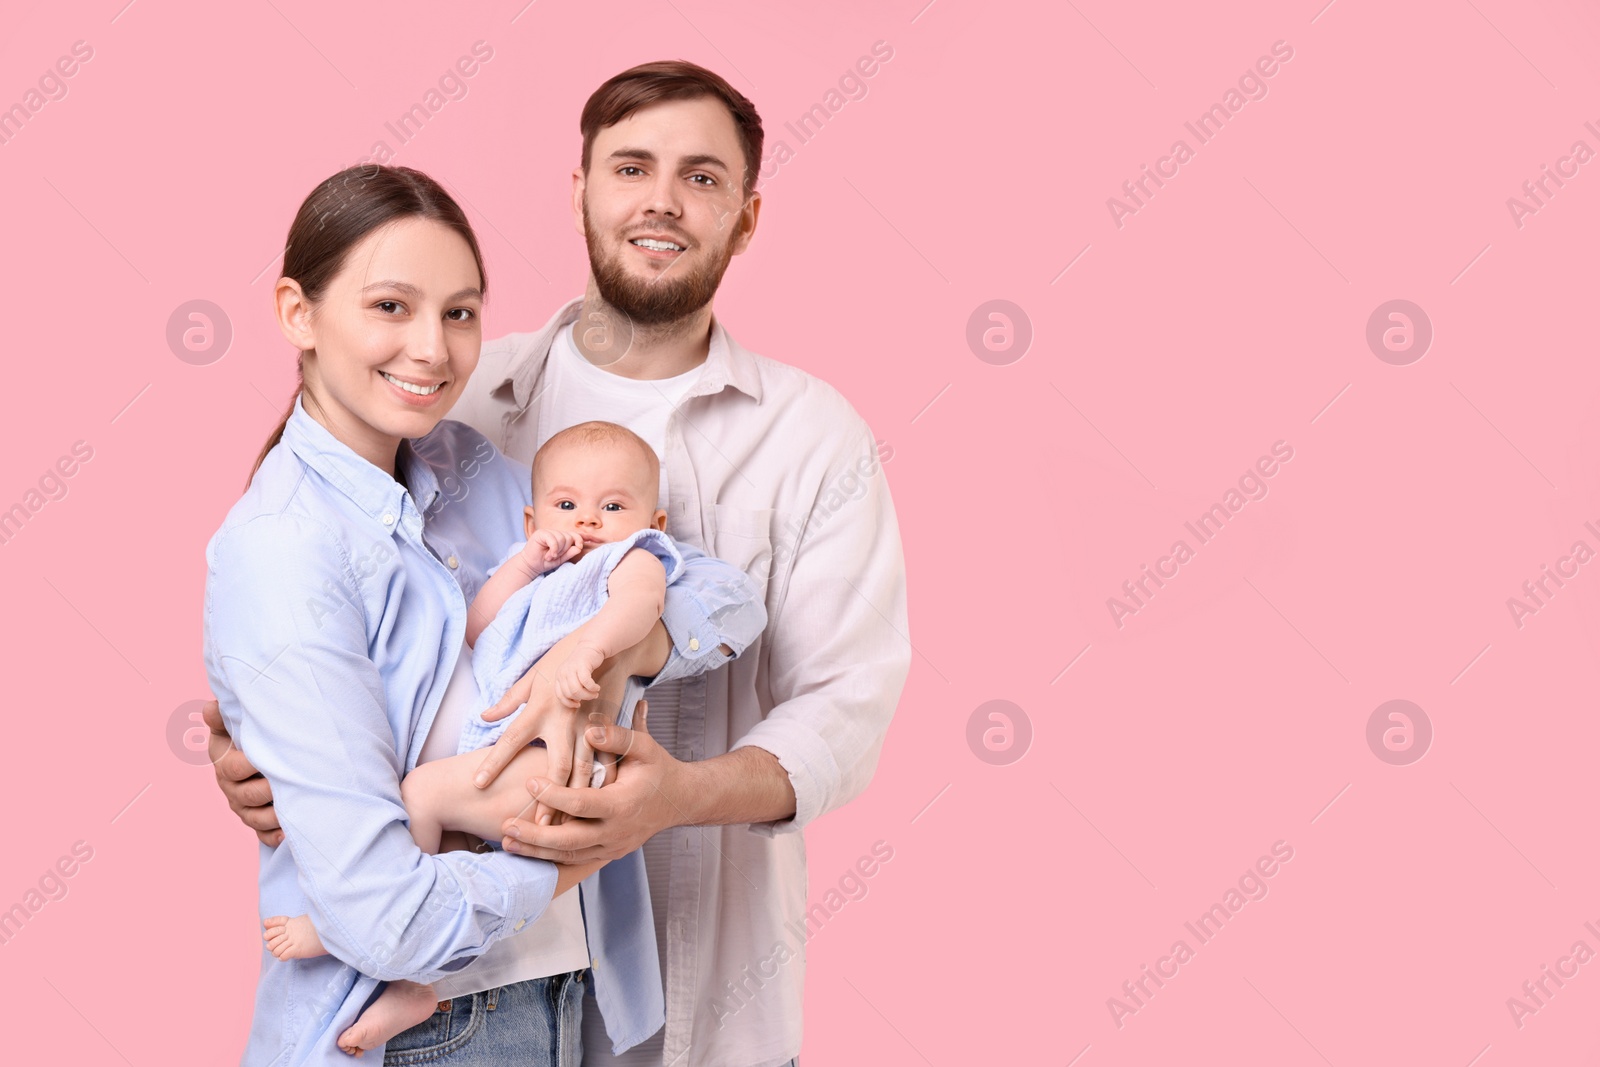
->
[249,165,488,484]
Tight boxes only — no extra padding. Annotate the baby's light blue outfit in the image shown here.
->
[456,527,767,1056]
[460,528,687,765]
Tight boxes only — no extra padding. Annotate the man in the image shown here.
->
[208,60,909,1067]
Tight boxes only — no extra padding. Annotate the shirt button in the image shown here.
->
[513,919,526,931]
[689,637,700,651]
[382,513,395,527]
[447,556,459,569]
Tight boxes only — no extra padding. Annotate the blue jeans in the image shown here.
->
[382,970,585,1065]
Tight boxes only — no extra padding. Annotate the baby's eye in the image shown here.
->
[556,501,574,510]
[603,503,623,511]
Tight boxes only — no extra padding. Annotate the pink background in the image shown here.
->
[2,0,1598,1062]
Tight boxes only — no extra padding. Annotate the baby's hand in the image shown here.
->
[554,643,606,708]
[524,530,582,573]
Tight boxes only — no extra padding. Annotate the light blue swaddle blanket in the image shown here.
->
[458,528,685,769]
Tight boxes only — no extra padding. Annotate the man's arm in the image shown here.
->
[656,740,796,826]
[726,428,909,834]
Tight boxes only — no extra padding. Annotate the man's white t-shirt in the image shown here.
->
[540,319,705,510]
[538,321,705,1065]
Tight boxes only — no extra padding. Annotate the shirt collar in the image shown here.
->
[281,395,437,524]
[505,296,764,410]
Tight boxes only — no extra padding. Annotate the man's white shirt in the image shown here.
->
[452,298,911,1067]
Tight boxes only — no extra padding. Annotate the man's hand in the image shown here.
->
[524,529,582,573]
[202,699,283,847]
[499,702,683,863]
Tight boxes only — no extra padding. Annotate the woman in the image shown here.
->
[204,166,709,1065]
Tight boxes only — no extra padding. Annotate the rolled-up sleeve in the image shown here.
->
[205,515,558,983]
[652,540,768,685]
[730,428,911,835]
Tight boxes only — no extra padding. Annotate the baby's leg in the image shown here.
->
[338,980,439,1057]
[263,913,326,960]
[400,744,551,847]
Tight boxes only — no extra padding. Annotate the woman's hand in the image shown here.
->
[202,699,284,847]
[474,619,671,824]
[473,644,599,825]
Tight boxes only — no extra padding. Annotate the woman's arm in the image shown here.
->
[205,515,562,984]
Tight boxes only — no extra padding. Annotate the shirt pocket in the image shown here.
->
[711,503,776,597]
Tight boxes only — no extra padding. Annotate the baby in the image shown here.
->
[260,420,759,1057]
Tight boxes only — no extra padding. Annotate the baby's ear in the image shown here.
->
[523,507,538,538]
[652,509,668,531]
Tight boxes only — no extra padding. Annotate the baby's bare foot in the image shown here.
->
[262,914,326,960]
[337,981,439,1057]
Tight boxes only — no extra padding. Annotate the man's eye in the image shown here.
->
[619,166,644,177]
[689,174,715,186]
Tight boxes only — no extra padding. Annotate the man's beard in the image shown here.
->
[584,201,737,326]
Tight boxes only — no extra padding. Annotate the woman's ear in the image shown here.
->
[274,277,316,351]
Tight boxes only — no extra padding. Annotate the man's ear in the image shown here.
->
[274,277,316,351]
[571,168,588,238]
[524,506,538,539]
[730,191,761,256]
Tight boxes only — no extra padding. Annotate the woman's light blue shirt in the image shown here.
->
[203,400,759,1065]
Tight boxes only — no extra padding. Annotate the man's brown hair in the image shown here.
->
[580,60,764,197]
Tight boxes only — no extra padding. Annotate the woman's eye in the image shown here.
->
[446,308,476,322]
[376,300,403,314]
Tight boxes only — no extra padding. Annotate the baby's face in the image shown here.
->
[525,441,666,563]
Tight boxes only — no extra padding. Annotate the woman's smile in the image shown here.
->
[379,369,450,406]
